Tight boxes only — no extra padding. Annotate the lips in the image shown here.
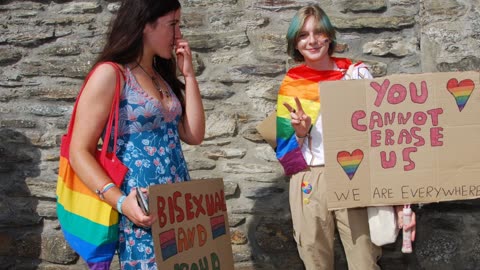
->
[307,48,321,53]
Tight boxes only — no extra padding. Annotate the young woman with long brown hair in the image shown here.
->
[69,0,205,268]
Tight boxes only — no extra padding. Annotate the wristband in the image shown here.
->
[295,132,309,139]
[296,125,313,139]
[95,182,116,200]
[116,195,127,215]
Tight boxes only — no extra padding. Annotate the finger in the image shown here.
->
[411,229,416,242]
[175,47,186,55]
[129,188,138,200]
[397,216,404,229]
[137,215,153,226]
[175,41,191,54]
[175,39,188,46]
[406,212,416,228]
[290,112,300,120]
[404,222,414,231]
[291,119,301,125]
[145,216,157,227]
[283,102,294,113]
[176,42,191,53]
[294,97,304,112]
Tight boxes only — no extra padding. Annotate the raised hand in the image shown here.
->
[175,39,195,78]
[283,96,311,138]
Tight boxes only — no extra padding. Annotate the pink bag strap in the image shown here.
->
[65,62,124,156]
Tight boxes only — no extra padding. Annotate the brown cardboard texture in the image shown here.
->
[149,178,234,269]
[320,71,480,210]
[256,112,277,149]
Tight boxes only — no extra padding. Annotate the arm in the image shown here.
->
[69,63,155,227]
[275,78,310,175]
[175,38,205,145]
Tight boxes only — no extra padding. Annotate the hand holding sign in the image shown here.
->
[283,96,312,138]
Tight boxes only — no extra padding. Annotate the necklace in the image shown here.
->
[136,63,170,98]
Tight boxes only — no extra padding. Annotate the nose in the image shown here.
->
[175,26,182,40]
[307,33,317,44]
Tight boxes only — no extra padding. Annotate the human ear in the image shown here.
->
[143,23,153,34]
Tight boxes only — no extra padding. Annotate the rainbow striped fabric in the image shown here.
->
[276,57,352,175]
[56,154,120,269]
[56,62,126,270]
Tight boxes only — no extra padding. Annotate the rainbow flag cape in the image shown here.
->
[276,58,352,175]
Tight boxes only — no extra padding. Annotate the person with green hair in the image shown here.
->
[275,5,416,269]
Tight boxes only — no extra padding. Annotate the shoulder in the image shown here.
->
[91,62,123,79]
[354,62,373,79]
[346,62,373,80]
[286,64,307,76]
[285,64,323,80]
[81,62,124,99]
[87,62,124,87]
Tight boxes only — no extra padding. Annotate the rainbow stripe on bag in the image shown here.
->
[56,155,119,269]
[275,58,352,175]
[56,62,127,270]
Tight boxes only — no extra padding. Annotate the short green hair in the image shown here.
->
[286,5,337,62]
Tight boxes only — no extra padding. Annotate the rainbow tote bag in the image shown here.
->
[56,62,128,269]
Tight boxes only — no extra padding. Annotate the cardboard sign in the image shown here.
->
[256,112,277,149]
[320,71,480,209]
[149,178,234,270]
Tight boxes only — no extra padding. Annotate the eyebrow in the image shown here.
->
[168,13,179,24]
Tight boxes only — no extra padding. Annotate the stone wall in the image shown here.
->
[0,0,479,269]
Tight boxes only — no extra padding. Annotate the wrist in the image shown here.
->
[116,195,127,215]
[184,75,197,82]
[295,132,309,139]
[95,182,116,200]
[295,125,312,140]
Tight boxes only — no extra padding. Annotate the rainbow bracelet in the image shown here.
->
[95,182,116,200]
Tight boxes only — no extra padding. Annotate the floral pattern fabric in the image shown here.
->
[115,67,190,269]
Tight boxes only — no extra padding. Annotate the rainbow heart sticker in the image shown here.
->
[337,149,364,180]
[446,78,475,112]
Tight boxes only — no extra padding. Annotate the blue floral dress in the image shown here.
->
[115,67,190,269]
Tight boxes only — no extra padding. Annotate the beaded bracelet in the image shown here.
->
[116,195,127,215]
[95,182,116,200]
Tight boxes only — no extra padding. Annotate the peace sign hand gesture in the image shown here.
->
[283,97,311,138]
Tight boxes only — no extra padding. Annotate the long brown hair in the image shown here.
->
[94,0,185,113]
